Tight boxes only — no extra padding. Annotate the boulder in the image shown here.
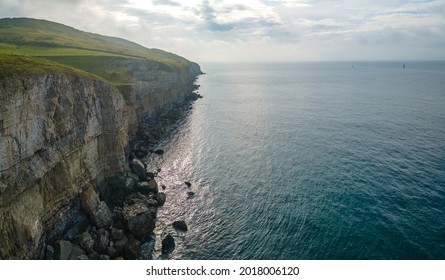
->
[122,202,156,236]
[127,212,155,237]
[155,192,166,206]
[154,149,164,155]
[69,244,86,260]
[187,191,195,199]
[148,207,158,220]
[133,144,149,158]
[136,179,158,194]
[126,172,140,182]
[130,159,147,181]
[56,240,73,260]
[92,201,113,229]
[112,209,125,230]
[80,187,100,218]
[80,187,113,228]
[107,247,118,259]
[94,233,110,254]
[88,251,100,260]
[115,236,128,255]
[125,238,141,260]
[124,177,137,194]
[172,221,188,232]
[146,172,155,180]
[162,234,175,254]
[110,228,125,241]
[45,245,54,260]
[79,231,95,253]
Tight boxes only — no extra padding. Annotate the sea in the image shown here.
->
[146,62,445,260]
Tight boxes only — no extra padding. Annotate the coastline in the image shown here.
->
[42,81,203,260]
[0,55,202,259]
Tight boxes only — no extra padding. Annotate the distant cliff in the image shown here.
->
[0,52,200,259]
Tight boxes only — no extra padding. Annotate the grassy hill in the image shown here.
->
[0,18,193,84]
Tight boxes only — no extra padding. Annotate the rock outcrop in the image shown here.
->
[0,56,201,259]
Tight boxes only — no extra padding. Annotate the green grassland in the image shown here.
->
[0,17,191,85]
[43,56,134,84]
[0,53,100,79]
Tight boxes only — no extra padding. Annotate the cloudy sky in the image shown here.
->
[1,0,445,62]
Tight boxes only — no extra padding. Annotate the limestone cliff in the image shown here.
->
[0,57,200,259]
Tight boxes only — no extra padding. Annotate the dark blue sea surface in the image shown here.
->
[148,62,445,259]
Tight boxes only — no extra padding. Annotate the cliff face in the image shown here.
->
[113,58,201,121]
[0,59,200,259]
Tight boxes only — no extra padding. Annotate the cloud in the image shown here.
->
[0,0,444,61]
[152,0,181,7]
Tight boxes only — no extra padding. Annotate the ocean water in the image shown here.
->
[147,62,445,260]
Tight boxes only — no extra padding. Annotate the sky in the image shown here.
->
[1,0,445,62]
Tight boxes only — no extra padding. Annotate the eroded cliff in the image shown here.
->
[0,56,200,259]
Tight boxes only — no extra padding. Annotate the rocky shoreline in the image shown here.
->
[43,89,202,260]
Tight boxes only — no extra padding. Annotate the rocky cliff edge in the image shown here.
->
[0,55,201,259]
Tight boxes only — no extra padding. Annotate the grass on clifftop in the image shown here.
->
[0,53,101,79]
[0,18,192,84]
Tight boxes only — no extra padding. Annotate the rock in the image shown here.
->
[80,231,95,253]
[80,187,100,218]
[45,245,54,260]
[184,181,191,187]
[155,192,166,206]
[172,221,188,232]
[154,149,164,155]
[161,185,166,190]
[69,244,86,260]
[107,247,118,259]
[130,159,147,181]
[95,233,110,254]
[88,251,100,260]
[127,212,155,237]
[148,207,158,220]
[124,177,137,194]
[112,209,125,230]
[187,191,195,199]
[122,202,156,236]
[136,179,158,194]
[125,238,141,260]
[135,181,149,194]
[162,234,175,254]
[133,144,149,158]
[115,236,128,255]
[148,180,159,194]
[145,197,159,208]
[127,172,140,182]
[100,255,111,260]
[56,240,73,260]
[146,171,155,179]
[80,187,113,228]
[110,228,125,241]
[78,255,89,260]
[92,201,113,229]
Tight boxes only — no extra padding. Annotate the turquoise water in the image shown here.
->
[149,62,445,259]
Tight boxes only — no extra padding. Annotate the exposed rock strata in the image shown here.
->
[0,59,200,259]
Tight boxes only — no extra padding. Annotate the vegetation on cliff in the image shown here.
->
[0,17,197,85]
[0,53,101,79]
